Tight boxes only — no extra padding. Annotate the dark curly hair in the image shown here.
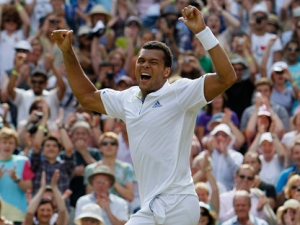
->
[1,4,22,30]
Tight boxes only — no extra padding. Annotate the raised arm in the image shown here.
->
[179,6,236,102]
[51,30,106,114]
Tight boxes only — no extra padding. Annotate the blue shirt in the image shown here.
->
[222,215,268,225]
[276,165,299,193]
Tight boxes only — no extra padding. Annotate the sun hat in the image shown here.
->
[74,203,104,225]
[87,164,115,186]
[259,132,273,145]
[210,123,232,136]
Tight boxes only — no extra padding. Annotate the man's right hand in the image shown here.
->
[51,30,73,53]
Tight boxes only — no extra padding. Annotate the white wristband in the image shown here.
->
[195,27,219,51]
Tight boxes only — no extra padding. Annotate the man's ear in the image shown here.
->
[164,67,171,78]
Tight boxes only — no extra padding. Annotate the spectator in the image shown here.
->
[7,66,66,127]
[84,132,135,203]
[222,190,268,225]
[243,151,277,210]
[270,61,299,116]
[198,201,217,225]
[75,164,128,225]
[0,198,13,225]
[198,123,243,191]
[276,199,300,225]
[0,127,34,225]
[0,4,30,75]
[240,77,289,140]
[74,203,104,225]
[23,170,67,225]
[30,101,74,195]
[249,4,283,77]
[248,132,286,186]
[219,164,276,225]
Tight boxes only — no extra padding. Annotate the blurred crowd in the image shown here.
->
[1,0,300,224]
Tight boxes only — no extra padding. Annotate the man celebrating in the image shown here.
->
[52,5,236,225]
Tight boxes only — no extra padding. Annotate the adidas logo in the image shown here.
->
[152,101,162,108]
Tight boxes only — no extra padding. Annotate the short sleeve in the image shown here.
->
[101,89,126,121]
[22,160,35,180]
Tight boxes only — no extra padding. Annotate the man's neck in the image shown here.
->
[46,157,57,164]
[237,215,250,225]
[253,29,266,36]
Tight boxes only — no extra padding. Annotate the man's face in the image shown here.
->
[260,141,275,159]
[292,145,300,166]
[235,169,255,191]
[135,49,170,99]
[30,76,47,95]
[252,12,268,31]
[42,140,60,161]
[243,155,261,175]
[285,43,299,63]
[0,137,16,159]
[256,84,271,99]
[195,188,209,203]
[232,63,245,80]
[92,174,111,194]
[233,196,250,219]
[71,127,90,143]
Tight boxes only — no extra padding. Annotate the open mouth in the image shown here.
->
[141,73,151,81]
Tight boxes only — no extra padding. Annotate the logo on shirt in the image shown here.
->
[152,101,162,108]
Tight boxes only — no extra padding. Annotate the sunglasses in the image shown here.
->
[291,185,300,192]
[239,174,254,181]
[275,71,284,75]
[31,80,45,85]
[255,16,267,24]
[287,46,300,52]
[101,141,117,146]
[48,19,59,25]
[233,67,245,72]
[82,217,99,223]
[284,209,297,214]
[200,211,209,216]
[4,18,17,23]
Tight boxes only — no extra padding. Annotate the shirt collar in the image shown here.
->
[135,80,170,100]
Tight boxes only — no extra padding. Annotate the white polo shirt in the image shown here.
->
[101,76,208,206]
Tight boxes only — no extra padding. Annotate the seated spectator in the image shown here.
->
[193,151,220,215]
[195,93,239,144]
[198,201,217,225]
[243,152,277,210]
[222,190,268,225]
[23,170,67,225]
[276,199,300,225]
[219,164,276,225]
[197,123,243,191]
[248,132,286,186]
[241,78,288,144]
[7,66,65,127]
[74,203,104,225]
[75,164,128,225]
[277,140,300,204]
[60,120,101,209]
[30,101,74,195]
[0,127,34,225]
[283,174,300,203]
[270,61,299,116]
[84,132,135,203]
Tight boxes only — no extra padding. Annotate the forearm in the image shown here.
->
[105,208,126,225]
[32,119,47,152]
[272,134,286,158]
[206,170,219,215]
[248,133,261,153]
[17,179,32,192]
[7,75,17,100]
[228,121,245,150]
[80,150,96,164]
[114,182,134,202]
[51,64,66,97]
[59,127,73,154]
[192,169,205,183]
[219,10,240,29]
[62,48,98,106]
[27,187,44,213]
[52,186,66,213]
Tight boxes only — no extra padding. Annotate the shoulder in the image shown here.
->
[222,216,237,225]
[109,193,128,205]
[115,159,133,169]
[12,154,29,162]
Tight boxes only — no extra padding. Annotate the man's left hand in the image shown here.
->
[179,5,206,34]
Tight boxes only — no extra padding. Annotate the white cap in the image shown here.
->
[210,123,232,136]
[199,201,210,210]
[257,105,271,117]
[272,61,288,72]
[259,132,273,145]
[250,4,269,16]
[74,203,104,225]
[293,6,300,18]
[14,40,32,52]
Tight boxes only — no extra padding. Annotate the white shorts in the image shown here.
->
[125,194,200,225]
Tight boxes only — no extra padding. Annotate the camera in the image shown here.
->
[184,58,190,63]
[76,113,85,121]
[86,20,106,40]
[255,16,266,24]
[35,112,43,120]
[106,71,114,80]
